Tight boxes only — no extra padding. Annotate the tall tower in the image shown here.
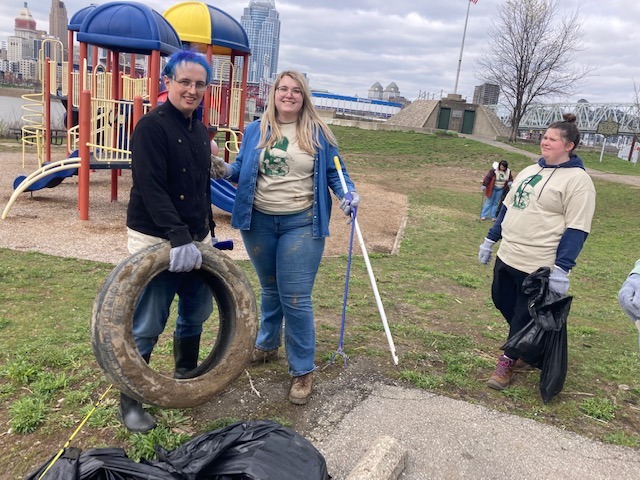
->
[241,0,280,84]
[49,0,69,52]
[8,2,37,62]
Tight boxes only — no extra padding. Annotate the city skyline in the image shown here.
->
[0,1,638,104]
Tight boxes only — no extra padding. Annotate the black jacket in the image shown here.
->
[126,100,214,247]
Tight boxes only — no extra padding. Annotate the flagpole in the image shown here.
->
[453,0,472,95]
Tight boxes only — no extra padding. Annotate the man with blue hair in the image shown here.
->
[123,50,214,432]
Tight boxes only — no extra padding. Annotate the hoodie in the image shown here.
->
[486,154,596,273]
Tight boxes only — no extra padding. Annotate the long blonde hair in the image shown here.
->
[259,70,337,154]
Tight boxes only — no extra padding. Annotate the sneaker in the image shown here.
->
[480,217,487,221]
[487,354,516,390]
[250,347,279,365]
[288,372,313,405]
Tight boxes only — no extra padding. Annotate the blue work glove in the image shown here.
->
[169,243,202,272]
[548,265,570,296]
[339,191,360,216]
[478,238,496,265]
[210,155,231,179]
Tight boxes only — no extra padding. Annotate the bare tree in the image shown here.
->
[476,0,593,141]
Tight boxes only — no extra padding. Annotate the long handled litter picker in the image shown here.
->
[333,156,399,365]
[330,200,357,367]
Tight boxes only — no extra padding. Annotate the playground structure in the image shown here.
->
[3,1,251,220]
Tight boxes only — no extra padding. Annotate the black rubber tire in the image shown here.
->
[91,242,257,408]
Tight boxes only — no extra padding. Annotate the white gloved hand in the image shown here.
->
[339,191,360,216]
[210,155,231,179]
[548,265,570,296]
[169,243,202,272]
[478,238,496,265]
[618,273,640,322]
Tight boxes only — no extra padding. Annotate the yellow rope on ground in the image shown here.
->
[37,384,113,480]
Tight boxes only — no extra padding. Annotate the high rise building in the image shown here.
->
[473,83,500,106]
[241,0,280,84]
[7,2,37,63]
[49,0,68,52]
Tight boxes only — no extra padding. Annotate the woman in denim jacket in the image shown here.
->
[212,70,359,404]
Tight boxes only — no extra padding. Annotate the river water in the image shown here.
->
[0,95,66,128]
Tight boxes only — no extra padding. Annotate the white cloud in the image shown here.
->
[0,0,636,103]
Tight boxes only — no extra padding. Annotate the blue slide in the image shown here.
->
[13,150,80,192]
[210,178,237,213]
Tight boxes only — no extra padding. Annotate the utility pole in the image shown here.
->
[454,1,474,95]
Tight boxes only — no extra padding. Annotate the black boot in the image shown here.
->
[173,334,201,379]
[119,352,156,433]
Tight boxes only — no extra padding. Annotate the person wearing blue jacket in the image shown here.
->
[478,113,596,391]
[211,70,359,405]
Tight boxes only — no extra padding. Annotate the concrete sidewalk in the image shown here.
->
[316,384,640,480]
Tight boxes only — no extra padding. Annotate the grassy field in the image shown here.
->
[1,127,640,477]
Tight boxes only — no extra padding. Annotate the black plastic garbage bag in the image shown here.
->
[152,420,331,480]
[25,447,172,480]
[25,420,330,480]
[501,267,572,403]
[25,447,81,480]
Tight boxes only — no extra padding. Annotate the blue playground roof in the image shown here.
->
[76,1,182,56]
[68,4,98,32]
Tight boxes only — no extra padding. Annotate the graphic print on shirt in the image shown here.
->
[263,137,290,176]
[512,173,543,210]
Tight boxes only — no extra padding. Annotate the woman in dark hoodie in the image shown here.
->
[477,113,596,390]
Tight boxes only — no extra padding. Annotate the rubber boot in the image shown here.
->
[119,352,156,433]
[173,334,201,379]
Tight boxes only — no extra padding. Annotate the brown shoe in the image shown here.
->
[288,372,313,405]
[513,358,536,372]
[250,347,279,365]
[487,354,516,390]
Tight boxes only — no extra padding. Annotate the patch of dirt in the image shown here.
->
[0,148,408,264]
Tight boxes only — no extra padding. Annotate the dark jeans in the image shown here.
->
[491,256,531,359]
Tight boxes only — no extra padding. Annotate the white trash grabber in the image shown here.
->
[333,156,399,365]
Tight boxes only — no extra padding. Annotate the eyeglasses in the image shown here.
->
[275,86,303,96]
[173,78,208,92]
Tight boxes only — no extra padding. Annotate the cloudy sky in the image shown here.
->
[0,0,637,104]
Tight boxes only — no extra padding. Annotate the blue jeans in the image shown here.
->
[241,208,325,376]
[481,187,504,219]
[132,271,213,356]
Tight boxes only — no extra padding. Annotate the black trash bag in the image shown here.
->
[24,446,80,480]
[501,318,545,368]
[152,419,331,480]
[501,267,572,403]
[25,447,173,480]
[25,421,330,480]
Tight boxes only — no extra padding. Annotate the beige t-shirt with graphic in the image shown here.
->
[253,122,315,214]
[497,163,596,273]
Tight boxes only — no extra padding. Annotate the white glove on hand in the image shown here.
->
[339,191,360,216]
[481,185,486,192]
[169,243,202,272]
[548,265,570,296]
[618,273,640,322]
[210,155,231,179]
[478,238,496,265]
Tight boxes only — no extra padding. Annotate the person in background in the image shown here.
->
[618,261,640,349]
[123,50,215,432]
[478,113,596,390]
[211,70,359,405]
[481,160,513,221]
